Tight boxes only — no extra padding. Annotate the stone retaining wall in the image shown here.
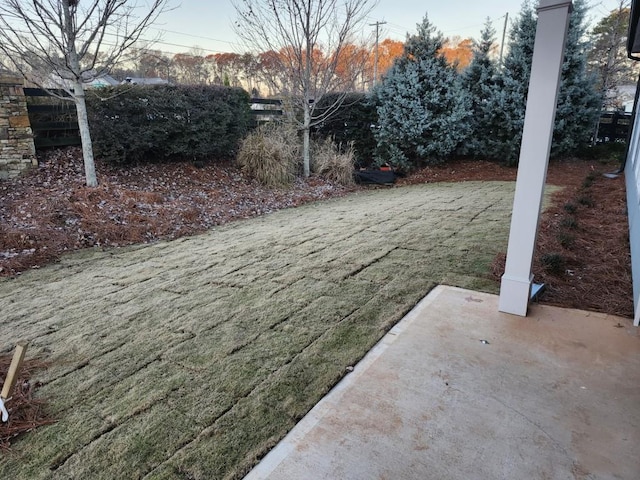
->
[0,74,37,179]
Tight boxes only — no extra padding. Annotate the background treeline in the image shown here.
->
[83,0,633,171]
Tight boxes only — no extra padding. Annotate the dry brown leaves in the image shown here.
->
[0,355,54,452]
[0,148,355,276]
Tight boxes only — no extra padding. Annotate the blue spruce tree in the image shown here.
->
[373,15,471,170]
[461,18,499,157]
[552,0,601,156]
[485,1,537,165]
[483,0,600,164]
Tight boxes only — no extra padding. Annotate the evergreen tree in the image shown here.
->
[485,1,537,165]
[552,0,601,156]
[461,18,499,157]
[373,15,471,170]
[482,0,600,164]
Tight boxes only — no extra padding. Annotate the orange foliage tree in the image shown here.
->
[256,50,287,96]
[370,38,404,82]
[334,43,370,90]
[440,36,473,72]
[213,52,244,87]
[135,49,171,79]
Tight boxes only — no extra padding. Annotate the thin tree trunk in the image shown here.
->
[303,107,311,177]
[62,0,97,187]
[74,80,98,187]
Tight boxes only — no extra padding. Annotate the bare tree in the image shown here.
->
[136,48,172,80]
[233,0,376,177]
[587,0,640,143]
[172,49,208,85]
[0,0,171,187]
[588,0,637,109]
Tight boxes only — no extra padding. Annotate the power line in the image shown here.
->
[136,37,234,54]
[366,13,512,41]
[147,27,239,47]
[1,10,241,54]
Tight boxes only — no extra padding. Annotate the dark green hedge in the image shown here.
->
[311,92,378,168]
[86,85,251,164]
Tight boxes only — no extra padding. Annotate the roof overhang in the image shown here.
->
[628,0,640,60]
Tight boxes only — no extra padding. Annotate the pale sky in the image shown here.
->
[144,0,626,55]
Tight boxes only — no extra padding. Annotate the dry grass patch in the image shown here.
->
[311,137,356,186]
[236,123,300,187]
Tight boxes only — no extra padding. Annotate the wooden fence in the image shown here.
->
[23,87,81,148]
[597,111,632,143]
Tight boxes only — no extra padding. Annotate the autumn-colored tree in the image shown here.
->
[368,38,404,82]
[172,51,207,85]
[256,50,286,96]
[440,36,473,71]
[334,43,370,90]
[204,54,219,84]
[214,52,244,87]
[239,52,259,93]
[136,49,171,79]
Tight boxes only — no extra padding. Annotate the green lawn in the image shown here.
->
[1,181,517,479]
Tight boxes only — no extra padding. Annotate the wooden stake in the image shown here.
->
[1,342,28,400]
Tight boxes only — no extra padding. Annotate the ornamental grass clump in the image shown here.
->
[236,123,300,187]
[312,138,355,186]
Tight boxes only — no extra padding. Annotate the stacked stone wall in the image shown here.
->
[0,75,37,179]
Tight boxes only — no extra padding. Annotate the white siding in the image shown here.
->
[627,107,640,325]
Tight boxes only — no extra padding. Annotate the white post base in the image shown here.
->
[499,274,534,316]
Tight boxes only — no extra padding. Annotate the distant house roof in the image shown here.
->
[122,77,169,86]
[84,74,119,88]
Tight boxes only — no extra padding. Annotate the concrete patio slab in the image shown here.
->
[245,285,640,480]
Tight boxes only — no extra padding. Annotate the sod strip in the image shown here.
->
[0,181,515,480]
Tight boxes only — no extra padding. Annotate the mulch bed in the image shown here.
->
[0,149,633,450]
[397,157,632,318]
[0,355,54,452]
[528,165,632,317]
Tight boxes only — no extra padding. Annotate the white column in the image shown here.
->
[499,0,572,316]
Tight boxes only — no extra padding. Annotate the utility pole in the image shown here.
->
[499,12,509,70]
[369,20,387,87]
